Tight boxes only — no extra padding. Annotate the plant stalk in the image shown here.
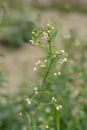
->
[56,109,60,130]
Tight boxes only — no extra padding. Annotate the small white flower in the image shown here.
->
[52,26,54,29]
[55,51,58,54]
[52,97,57,102]
[28,101,31,104]
[56,105,62,110]
[35,91,38,95]
[45,125,49,129]
[59,105,62,109]
[43,32,48,39]
[26,98,30,101]
[47,30,51,33]
[29,40,34,44]
[64,58,67,62]
[54,73,57,76]
[32,31,35,34]
[52,97,55,100]
[19,113,22,116]
[61,50,65,53]
[26,98,31,104]
[37,60,41,64]
[41,64,46,68]
[33,67,37,71]
[58,72,61,75]
[54,99,57,102]
[34,87,38,91]
[53,55,56,58]
[35,62,38,66]
[44,59,47,62]
[59,59,64,64]
[56,106,60,110]
[43,31,48,36]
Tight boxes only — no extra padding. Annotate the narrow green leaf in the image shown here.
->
[42,90,54,95]
[25,112,31,126]
[32,118,37,130]
[50,30,58,42]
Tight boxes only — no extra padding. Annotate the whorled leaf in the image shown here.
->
[50,31,58,43]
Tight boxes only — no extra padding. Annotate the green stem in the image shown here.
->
[38,59,53,102]
[34,36,53,117]
[48,34,52,54]
[56,109,60,130]
[37,35,53,103]
[34,59,53,122]
[33,34,54,130]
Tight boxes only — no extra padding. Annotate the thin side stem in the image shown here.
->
[38,59,53,102]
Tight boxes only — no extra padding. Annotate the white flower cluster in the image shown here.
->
[56,105,62,110]
[30,24,55,48]
[51,97,62,110]
[51,97,57,102]
[47,24,54,30]
[26,98,31,104]
[43,31,49,40]
[53,50,67,64]
[54,72,61,76]
[34,87,38,95]
[59,57,67,64]
[29,39,34,44]
[33,59,48,71]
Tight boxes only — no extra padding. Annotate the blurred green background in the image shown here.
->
[0,0,87,130]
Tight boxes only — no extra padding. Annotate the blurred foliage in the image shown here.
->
[7,0,23,9]
[0,0,35,47]
[0,20,35,47]
[54,4,87,13]
[20,21,35,42]
[0,71,31,130]
[31,0,87,13]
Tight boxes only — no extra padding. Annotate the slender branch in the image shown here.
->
[38,59,53,102]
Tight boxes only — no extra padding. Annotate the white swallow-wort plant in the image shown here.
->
[20,24,67,130]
